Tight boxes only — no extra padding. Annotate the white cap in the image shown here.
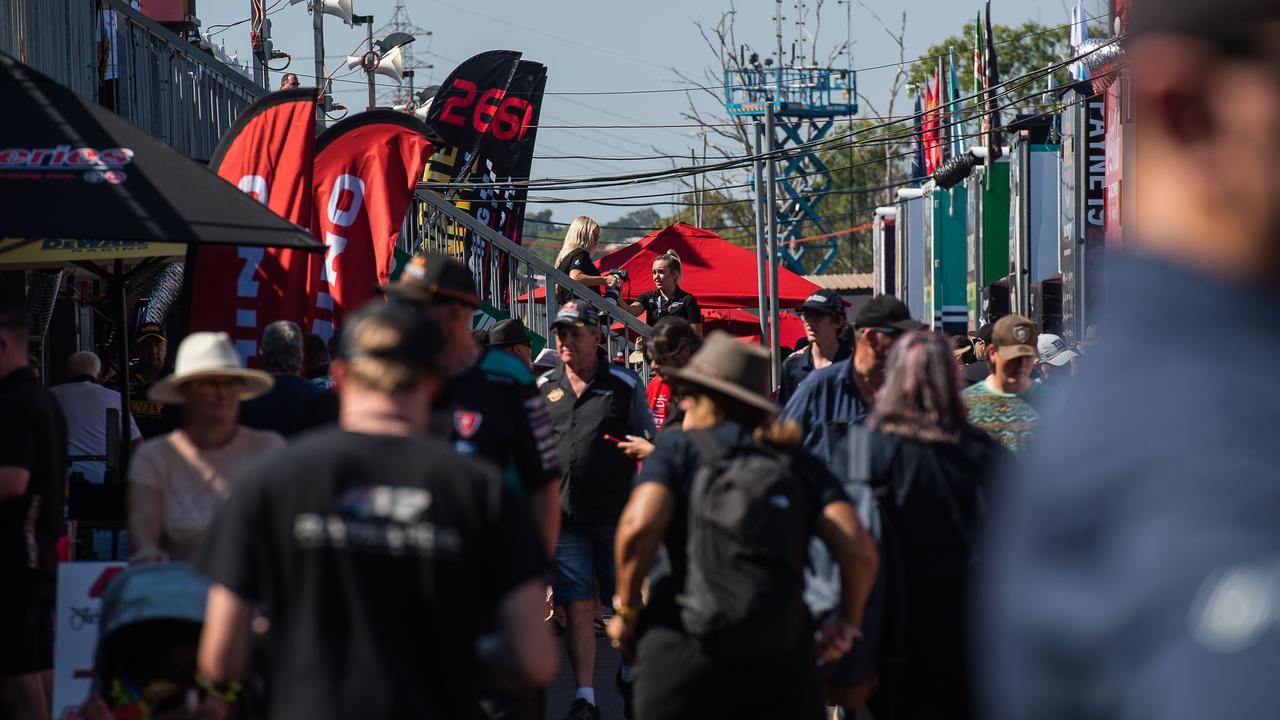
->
[532,347,561,371]
[1037,333,1080,366]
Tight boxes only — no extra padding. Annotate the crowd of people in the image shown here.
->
[5,1,1280,717]
[0,245,1078,720]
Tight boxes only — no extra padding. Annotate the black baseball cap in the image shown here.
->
[378,253,480,307]
[796,289,848,317]
[551,300,601,330]
[854,295,927,332]
[135,323,166,343]
[975,322,994,345]
[488,318,532,348]
[338,300,445,375]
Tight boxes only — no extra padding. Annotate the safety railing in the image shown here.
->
[103,0,264,161]
[410,191,652,368]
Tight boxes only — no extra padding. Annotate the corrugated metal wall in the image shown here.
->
[0,0,264,161]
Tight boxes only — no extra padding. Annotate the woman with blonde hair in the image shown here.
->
[555,215,618,304]
[862,331,1010,720]
[626,249,703,335]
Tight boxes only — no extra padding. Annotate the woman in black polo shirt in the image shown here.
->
[626,250,703,335]
[554,215,618,304]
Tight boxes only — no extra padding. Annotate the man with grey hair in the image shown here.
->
[239,321,323,438]
[50,351,141,486]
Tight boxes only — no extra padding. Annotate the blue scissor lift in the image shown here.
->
[725,66,857,274]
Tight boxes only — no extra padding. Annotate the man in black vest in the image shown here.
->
[538,301,654,720]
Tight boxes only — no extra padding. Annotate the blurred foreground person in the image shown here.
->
[128,333,282,563]
[197,301,554,720]
[610,332,876,720]
[0,306,66,720]
[983,4,1280,719]
[863,332,1009,720]
[382,254,561,556]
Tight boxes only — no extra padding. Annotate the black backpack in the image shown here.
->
[678,430,814,661]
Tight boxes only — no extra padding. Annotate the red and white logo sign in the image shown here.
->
[454,411,483,439]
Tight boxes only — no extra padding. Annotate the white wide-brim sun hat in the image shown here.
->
[147,331,274,405]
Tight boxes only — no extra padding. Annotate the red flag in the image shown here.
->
[308,111,438,340]
[193,88,317,364]
[922,80,939,176]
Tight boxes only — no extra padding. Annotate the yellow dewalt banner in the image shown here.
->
[0,238,186,264]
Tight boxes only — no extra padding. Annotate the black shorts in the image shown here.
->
[0,570,55,676]
[633,625,822,720]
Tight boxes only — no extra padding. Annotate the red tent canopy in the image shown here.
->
[596,223,821,309]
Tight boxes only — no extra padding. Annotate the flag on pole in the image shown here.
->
[922,76,940,176]
[1070,0,1090,81]
[910,89,924,185]
[984,0,1003,163]
[948,47,963,158]
[973,13,984,113]
[937,58,950,165]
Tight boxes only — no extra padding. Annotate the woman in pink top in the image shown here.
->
[128,332,283,563]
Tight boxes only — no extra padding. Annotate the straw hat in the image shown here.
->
[147,332,274,404]
[661,331,778,415]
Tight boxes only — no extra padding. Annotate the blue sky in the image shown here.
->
[201,0,1108,226]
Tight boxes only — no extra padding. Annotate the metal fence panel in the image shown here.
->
[1,0,263,162]
[0,0,97,99]
[412,192,652,374]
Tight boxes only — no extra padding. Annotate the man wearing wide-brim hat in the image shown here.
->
[128,332,284,564]
[488,318,534,369]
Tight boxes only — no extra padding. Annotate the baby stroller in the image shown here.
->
[91,564,223,719]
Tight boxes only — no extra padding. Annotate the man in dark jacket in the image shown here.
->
[982,4,1280,719]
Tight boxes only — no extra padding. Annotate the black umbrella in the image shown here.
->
[0,51,322,488]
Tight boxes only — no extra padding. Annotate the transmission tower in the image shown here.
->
[726,0,856,274]
[373,0,432,107]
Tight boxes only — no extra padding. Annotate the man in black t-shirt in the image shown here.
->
[197,302,554,720]
[381,254,562,556]
[0,306,67,720]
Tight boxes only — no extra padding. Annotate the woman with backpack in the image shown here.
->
[863,331,1011,719]
[608,332,878,720]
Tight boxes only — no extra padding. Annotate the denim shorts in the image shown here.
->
[553,522,617,604]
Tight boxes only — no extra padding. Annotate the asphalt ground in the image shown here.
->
[545,634,625,720]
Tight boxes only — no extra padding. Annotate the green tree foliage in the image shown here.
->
[599,207,661,244]
[906,21,1069,112]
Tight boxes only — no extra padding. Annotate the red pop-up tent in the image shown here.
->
[597,223,820,309]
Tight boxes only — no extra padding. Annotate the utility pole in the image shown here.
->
[753,120,768,342]
[312,0,326,127]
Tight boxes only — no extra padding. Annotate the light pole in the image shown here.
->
[354,14,375,109]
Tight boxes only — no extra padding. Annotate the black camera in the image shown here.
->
[605,269,629,304]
